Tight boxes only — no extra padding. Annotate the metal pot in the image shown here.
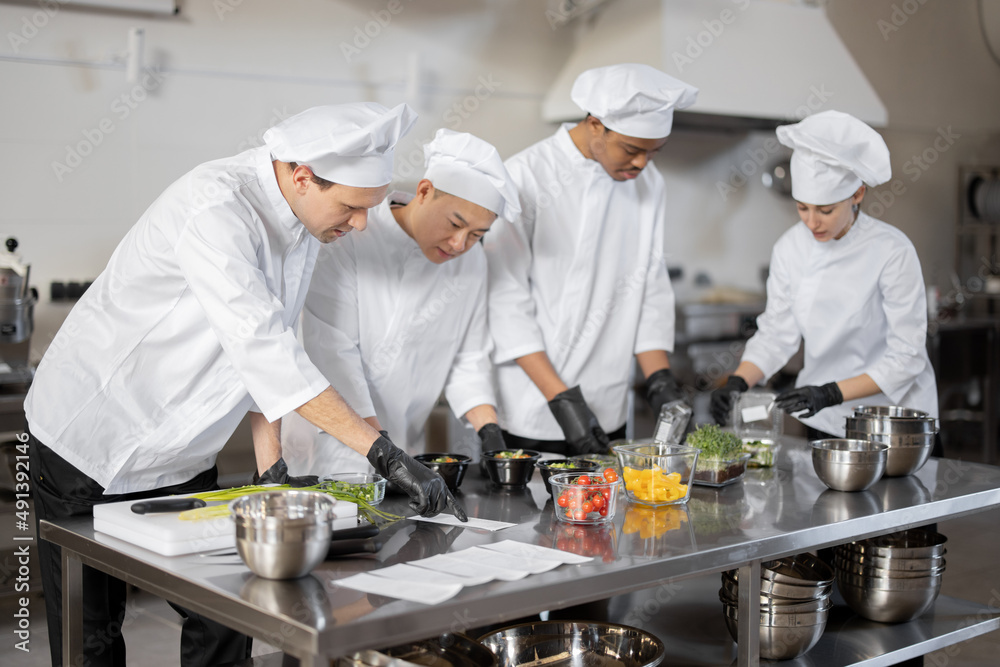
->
[0,238,35,345]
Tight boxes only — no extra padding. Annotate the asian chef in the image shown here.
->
[282,128,519,474]
[25,102,465,667]
[483,63,696,456]
[710,110,939,442]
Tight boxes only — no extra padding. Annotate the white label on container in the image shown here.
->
[742,405,769,423]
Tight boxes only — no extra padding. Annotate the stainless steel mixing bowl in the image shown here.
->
[477,622,665,667]
[834,555,946,579]
[721,603,829,660]
[811,439,888,491]
[836,573,942,623]
[230,490,335,580]
[838,529,947,559]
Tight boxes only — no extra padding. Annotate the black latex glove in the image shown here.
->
[477,423,505,454]
[775,382,843,419]
[547,385,610,456]
[644,368,687,417]
[253,457,319,488]
[366,435,468,521]
[710,375,749,426]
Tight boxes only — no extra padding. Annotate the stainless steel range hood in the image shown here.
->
[543,0,887,131]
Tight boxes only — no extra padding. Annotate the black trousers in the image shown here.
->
[501,424,628,456]
[29,435,252,667]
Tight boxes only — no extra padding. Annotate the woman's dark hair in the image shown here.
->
[288,162,336,191]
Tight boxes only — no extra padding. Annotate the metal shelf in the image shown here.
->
[611,574,1000,666]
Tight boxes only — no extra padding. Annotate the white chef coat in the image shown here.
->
[483,124,675,440]
[282,192,495,475]
[742,212,938,436]
[24,147,331,494]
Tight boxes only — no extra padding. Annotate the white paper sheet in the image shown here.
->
[409,551,529,581]
[465,546,564,574]
[409,514,515,531]
[478,540,594,565]
[368,563,492,586]
[742,405,770,423]
[334,572,462,605]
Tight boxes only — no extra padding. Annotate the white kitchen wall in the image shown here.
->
[0,0,574,360]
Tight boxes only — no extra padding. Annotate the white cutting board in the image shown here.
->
[93,494,358,557]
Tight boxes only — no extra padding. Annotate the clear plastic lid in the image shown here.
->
[732,389,783,439]
[652,400,692,444]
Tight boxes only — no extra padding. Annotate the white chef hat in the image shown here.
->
[263,102,417,188]
[570,64,699,139]
[423,128,522,221]
[776,110,892,206]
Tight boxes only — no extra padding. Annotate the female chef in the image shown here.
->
[710,110,939,441]
[282,128,519,474]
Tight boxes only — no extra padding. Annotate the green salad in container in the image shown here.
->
[686,424,751,486]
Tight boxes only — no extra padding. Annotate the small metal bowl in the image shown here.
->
[837,574,943,623]
[761,553,835,587]
[340,633,498,667]
[230,490,335,580]
[478,621,665,667]
[721,603,829,660]
[811,439,888,492]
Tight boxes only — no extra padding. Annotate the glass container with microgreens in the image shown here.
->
[320,473,386,505]
[685,424,752,487]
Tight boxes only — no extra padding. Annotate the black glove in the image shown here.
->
[547,385,609,456]
[710,375,749,426]
[477,423,505,454]
[774,382,843,419]
[644,368,687,417]
[366,435,468,521]
[253,457,318,488]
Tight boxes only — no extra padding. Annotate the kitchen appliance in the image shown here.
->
[0,238,36,386]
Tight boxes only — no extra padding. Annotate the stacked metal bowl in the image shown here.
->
[834,529,947,623]
[845,406,938,477]
[720,553,834,660]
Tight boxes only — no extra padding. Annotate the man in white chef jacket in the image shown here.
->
[282,128,518,474]
[710,110,939,440]
[483,64,696,456]
[25,103,465,667]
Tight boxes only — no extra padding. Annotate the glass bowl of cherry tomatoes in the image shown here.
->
[549,469,621,525]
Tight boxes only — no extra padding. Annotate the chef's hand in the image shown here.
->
[644,368,687,417]
[254,457,319,488]
[774,382,843,419]
[548,386,610,456]
[366,435,468,521]
[710,375,749,425]
[477,423,506,454]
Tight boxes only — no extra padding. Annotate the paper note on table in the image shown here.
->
[465,546,564,574]
[479,540,593,565]
[409,514,515,531]
[409,552,529,581]
[334,572,463,605]
[368,563,493,587]
[742,405,770,423]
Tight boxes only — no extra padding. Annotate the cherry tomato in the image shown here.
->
[582,501,594,514]
[592,495,605,510]
[603,468,619,483]
[599,507,609,517]
[568,496,580,509]
[602,489,612,501]
[573,510,587,521]
[577,475,592,486]
[557,494,569,508]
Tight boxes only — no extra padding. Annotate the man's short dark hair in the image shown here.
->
[288,162,336,191]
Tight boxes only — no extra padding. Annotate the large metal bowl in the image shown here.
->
[230,490,335,580]
[811,440,887,492]
[841,551,946,571]
[837,576,942,623]
[853,406,930,419]
[843,430,934,477]
[721,603,828,660]
[722,570,832,600]
[838,529,947,559]
[761,553,835,586]
[719,585,832,612]
[834,555,946,579]
[341,634,498,667]
[477,622,665,667]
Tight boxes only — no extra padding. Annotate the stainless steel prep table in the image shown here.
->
[41,440,1000,667]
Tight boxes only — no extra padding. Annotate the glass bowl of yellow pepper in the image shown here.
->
[612,440,699,507]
